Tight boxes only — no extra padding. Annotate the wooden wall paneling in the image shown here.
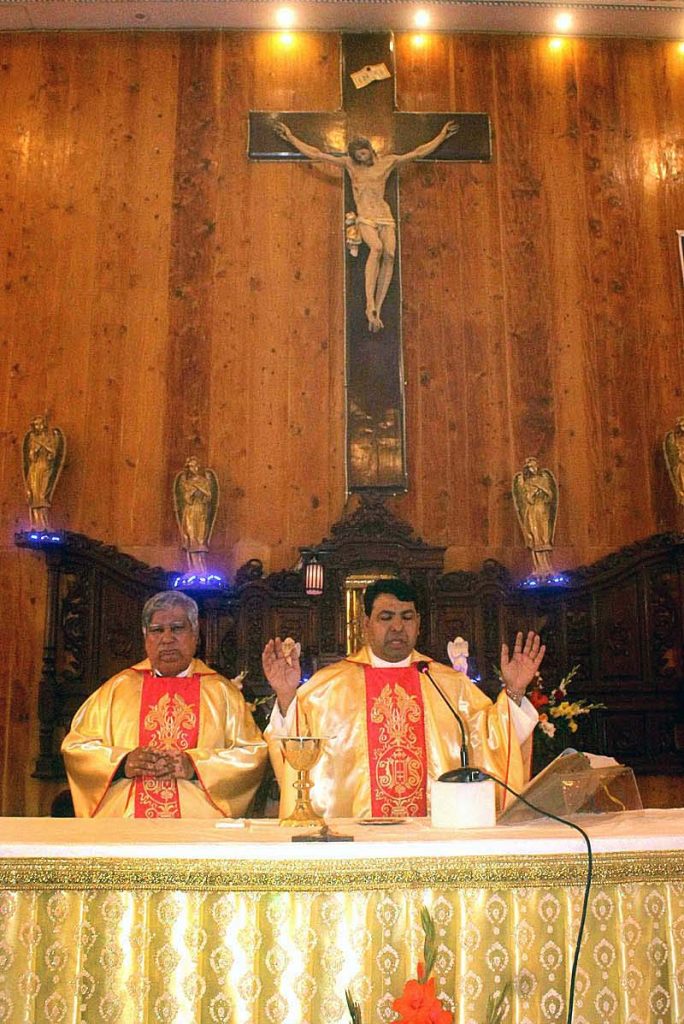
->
[0,549,45,814]
[397,35,515,563]
[209,33,255,569]
[210,32,263,572]
[620,43,684,530]
[164,33,221,555]
[541,41,603,563]
[0,36,89,536]
[0,34,181,555]
[395,33,468,540]
[453,37,522,559]
[491,39,559,575]
[29,35,109,536]
[0,37,43,537]
[575,40,625,553]
[578,41,651,550]
[99,34,180,557]
[247,29,339,556]
[216,33,345,569]
[43,35,105,538]
[611,42,668,542]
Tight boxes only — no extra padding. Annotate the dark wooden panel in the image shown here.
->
[597,583,642,682]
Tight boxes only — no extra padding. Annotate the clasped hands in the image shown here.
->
[124,746,195,780]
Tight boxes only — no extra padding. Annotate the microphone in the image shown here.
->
[416,660,488,784]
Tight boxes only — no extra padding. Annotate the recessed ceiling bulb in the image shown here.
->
[276,7,295,29]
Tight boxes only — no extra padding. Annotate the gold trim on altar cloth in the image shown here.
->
[3,849,684,892]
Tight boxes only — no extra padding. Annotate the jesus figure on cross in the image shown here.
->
[274,119,458,333]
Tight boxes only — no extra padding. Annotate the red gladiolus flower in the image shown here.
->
[393,974,453,1024]
[528,690,549,710]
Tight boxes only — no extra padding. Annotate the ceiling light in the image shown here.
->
[414,10,431,29]
[275,7,295,29]
[554,12,573,32]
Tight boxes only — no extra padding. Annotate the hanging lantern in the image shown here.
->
[304,556,324,596]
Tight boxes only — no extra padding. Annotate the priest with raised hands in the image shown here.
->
[62,590,267,818]
[263,578,543,820]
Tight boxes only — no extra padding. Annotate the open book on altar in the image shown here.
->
[497,749,643,825]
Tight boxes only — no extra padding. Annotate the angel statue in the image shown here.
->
[663,417,684,507]
[173,456,219,573]
[447,636,469,674]
[22,415,66,530]
[512,457,559,577]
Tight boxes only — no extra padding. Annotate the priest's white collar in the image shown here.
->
[369,652,412,668]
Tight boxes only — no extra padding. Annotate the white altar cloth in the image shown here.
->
[0,806,683,860]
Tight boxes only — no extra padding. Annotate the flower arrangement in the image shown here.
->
[346,908,510,1024]
[525,665,605,768]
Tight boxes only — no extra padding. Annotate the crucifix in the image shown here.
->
[249,33,491,493]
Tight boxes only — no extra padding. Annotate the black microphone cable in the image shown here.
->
[417,658,591,1023]
[453,768,593,1024]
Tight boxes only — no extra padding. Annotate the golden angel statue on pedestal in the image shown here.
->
[22,415,66,530]
[663,417,684,507]
[512,457,559,577]
[173,456,219,573]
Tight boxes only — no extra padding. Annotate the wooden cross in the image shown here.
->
[249,33,491,493]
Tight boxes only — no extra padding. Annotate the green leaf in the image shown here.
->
[345,988,363,1024]
[486,981,511,1024]
[420,906,437,982]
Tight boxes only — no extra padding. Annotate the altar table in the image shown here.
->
[1,810,683,1024]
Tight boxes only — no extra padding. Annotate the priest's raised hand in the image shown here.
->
[500,630,546,704]
[262,637,302,715]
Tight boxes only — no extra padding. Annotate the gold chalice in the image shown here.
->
[280,736,325,828]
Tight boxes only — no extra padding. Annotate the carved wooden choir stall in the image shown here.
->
[16,495,684,811]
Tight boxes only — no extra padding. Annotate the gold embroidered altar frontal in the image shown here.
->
[1,813,683,1024]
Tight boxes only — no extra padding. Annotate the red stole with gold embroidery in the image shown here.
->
[363,664,428,817]
[133,671,201,819]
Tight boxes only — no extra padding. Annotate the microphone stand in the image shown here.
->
[416,661,488,784]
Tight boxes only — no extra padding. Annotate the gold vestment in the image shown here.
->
[62,658,267,818]
[267,647,531,819]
